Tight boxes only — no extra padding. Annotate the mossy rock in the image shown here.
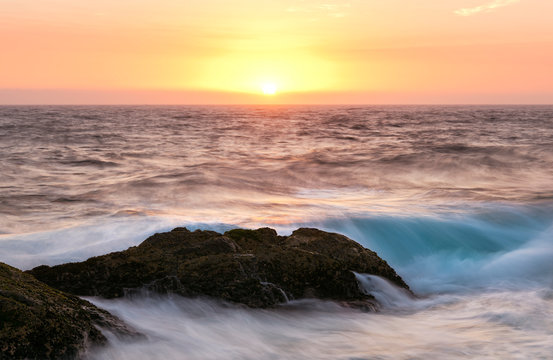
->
[0,262,140,359]
[28,227,409,308]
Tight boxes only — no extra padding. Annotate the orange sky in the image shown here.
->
[1,0,552,104]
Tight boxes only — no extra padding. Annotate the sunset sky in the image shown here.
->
[1,0,552,104]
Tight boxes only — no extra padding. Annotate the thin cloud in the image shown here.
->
[454,0,520,16]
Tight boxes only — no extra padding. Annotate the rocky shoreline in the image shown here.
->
[0,262,141,359]
[1,227,410,358]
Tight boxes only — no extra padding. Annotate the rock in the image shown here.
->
[28,227,410,308]
[0,262,141,359]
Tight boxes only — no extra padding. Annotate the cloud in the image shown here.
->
[454,0,520,16]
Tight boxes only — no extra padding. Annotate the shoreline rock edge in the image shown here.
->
[0,262,141,360]
[28,227,410,308]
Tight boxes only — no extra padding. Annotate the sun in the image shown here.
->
[261,83,277,95]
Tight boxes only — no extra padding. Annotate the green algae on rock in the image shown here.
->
[0,262,140,359]
[28,227,410,308]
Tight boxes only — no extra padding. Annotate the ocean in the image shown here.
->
[1,105,552,359]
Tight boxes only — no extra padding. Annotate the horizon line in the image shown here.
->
[2,103,552,106]
[2,88,552,106]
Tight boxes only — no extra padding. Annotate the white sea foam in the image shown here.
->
[0,216,235,270]
[0,206,549,359]
[354,273,416,309]
[87,288,553,360]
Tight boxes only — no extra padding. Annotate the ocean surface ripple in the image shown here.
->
[1,105,552,234]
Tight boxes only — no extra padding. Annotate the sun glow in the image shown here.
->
[261,83,277,95]
[196,48,339,95]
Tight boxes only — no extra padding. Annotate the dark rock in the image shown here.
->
[28,227,410,308]
[0,262,141,359]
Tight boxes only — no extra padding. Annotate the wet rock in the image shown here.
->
[0,262,141,359]
[28,227,410,308]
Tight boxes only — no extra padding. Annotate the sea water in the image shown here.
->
[1,105,552,359]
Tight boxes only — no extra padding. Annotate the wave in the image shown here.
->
[1,203,552,296]
[0,216,235,270]
[355,273,416,309]
[315,204,553,293]
[1,200,552,358]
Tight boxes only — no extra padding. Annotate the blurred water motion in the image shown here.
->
[1,105,553,359]
[1,105,552,234]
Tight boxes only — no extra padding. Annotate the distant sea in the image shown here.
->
[1,105,552,359]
